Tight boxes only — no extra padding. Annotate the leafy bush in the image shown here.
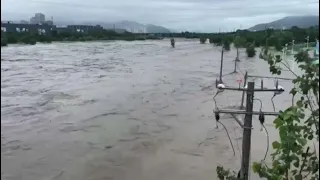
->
[223,40,230,51]
[200,36,206,44]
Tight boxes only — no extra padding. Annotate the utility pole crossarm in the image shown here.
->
[247,75,294,81]
[217,86,285,92]
[214,109,280,116]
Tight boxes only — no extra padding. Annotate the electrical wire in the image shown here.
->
[253,98,263,110]
[271,94,276,112]
[261,124,269,161]
[258,110,269,162]
[270,78,279,111]
[213,91,221,128]
[217,121,236,156]
[213,100,235,156]
[213,91,221,110]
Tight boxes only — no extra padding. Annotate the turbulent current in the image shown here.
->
[1,39,295,180]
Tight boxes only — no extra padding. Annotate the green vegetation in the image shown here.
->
[252,50,319,180]
[216,29,319,179]
[1,29,162,46]
[223,40,231,51]
[1,37,8,46]
[234,36,247,60]
[2,26,317,48]
[246,43,256,57]
[198,26,318,58]
[200,36,207,44]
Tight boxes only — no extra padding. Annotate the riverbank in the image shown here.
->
[1,31,164,46]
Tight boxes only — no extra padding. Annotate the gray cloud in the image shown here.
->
[1,0,319,32]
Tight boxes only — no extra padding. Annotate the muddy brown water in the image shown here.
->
[1,39,298,180]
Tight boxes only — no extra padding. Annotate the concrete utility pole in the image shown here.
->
[240,81,255,180]
[219,47,224,83]
[214,72,289,179]
[240,72,248,110]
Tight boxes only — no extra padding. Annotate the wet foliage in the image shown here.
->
[216,31,319,179]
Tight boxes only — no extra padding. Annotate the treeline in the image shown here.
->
[195,26,319,51]
[2,26,318,47]
[1,29,162,46]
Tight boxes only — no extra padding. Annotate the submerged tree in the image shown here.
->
[200,36,207,44]
[223,40,231,51]
[246,43,256,58]
[234,36,247,61]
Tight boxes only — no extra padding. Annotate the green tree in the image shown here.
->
[223,40,231,51]
[246,43,256,57]
[234,36,247,61]
[200,36,207,44]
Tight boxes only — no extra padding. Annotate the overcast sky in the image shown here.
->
[1,0,319,32]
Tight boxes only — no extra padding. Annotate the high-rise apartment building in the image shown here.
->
[34,13,45,24]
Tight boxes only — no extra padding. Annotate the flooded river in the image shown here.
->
[1,39,296,180]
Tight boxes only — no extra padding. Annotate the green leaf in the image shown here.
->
[273,118,283,128]
[272,141,281,149]
[290,88,297,96]
[279,126,288,139]
[284,113,292,121]
[297,100,303,108]
[252,162,261,173]
[272,160,280,167]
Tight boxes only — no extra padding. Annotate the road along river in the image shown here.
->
[2,39,298,180]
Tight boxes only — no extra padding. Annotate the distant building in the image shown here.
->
[1,22,55,36]
[55,27,70,34]
[29,13,46,24]
[66,25,103,33]
[35,13,45,24]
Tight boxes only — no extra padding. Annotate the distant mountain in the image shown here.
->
[248,16,319,31]
[146,24,171,33]
[54,20,171,33]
